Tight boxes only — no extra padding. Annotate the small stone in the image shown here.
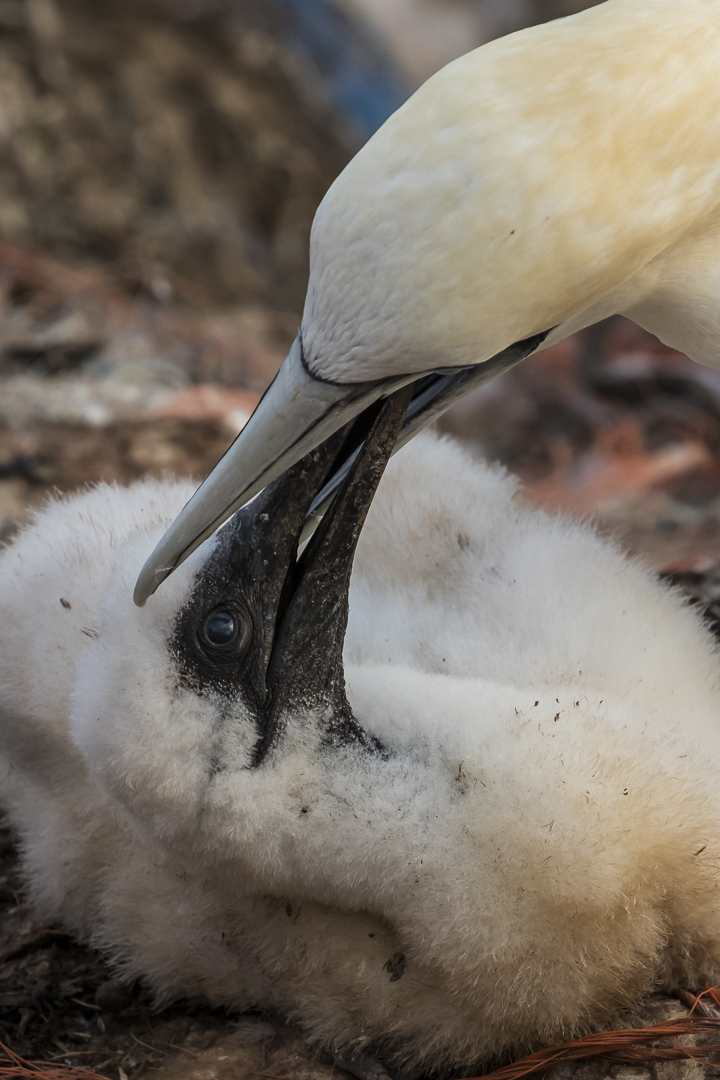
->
[653,1062,705,1080]
[94,979,134,1012]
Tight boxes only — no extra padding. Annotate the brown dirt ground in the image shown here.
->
[0,417,238,543]
[0,0,353,312]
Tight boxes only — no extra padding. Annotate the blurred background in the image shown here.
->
[0,0,718,580]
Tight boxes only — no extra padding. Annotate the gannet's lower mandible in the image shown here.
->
[135,0,720,605]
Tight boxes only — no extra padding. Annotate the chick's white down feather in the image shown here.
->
[3,433,720,1072]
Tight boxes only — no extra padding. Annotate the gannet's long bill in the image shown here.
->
[135,0,720,605]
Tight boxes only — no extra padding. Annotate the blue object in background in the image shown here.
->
[272,0,411,140]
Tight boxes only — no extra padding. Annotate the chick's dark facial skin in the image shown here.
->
[170,387,413,767]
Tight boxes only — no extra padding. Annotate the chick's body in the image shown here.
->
[3,435,720,1072]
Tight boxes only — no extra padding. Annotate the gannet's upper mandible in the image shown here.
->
[135,0,720,605]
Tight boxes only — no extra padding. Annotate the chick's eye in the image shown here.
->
[202,611,238,648]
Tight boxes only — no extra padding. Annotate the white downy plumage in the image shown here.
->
[3,432,720,1074]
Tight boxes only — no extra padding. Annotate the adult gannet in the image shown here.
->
[135,0,720,604]
[4,408,720,1076]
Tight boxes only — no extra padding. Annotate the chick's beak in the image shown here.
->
[134,327,551,607]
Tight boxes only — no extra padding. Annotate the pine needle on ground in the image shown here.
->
[477,1014,720,1080]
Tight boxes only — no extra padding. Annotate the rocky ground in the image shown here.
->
[0,0,359,312]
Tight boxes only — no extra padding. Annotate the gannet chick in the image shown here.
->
[4,424,720,1075]
[136,0,720,603]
